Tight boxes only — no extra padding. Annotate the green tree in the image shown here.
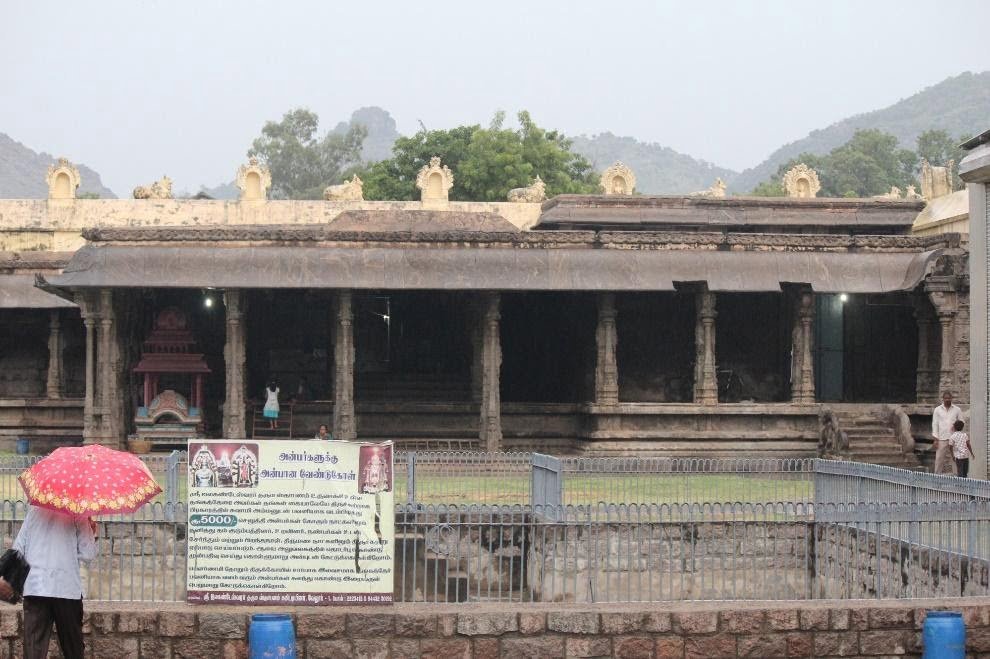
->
[248,108,366,199]
[752,129,918,198]
[361,111,599,201]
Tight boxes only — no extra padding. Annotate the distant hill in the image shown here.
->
[0,133,116,198]
[570,132,738,194]
[330,106,400,163]
[732,71,990,192]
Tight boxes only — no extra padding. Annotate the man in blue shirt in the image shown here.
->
[12,505,97,659]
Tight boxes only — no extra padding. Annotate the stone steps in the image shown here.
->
[832,410,921,470]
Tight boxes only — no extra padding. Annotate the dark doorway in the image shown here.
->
[716,293,790,403]
[616,292,694,403]
[501,293,595,403]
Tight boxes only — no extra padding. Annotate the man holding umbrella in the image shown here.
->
[12,506,97,659]
[5,444,162,659]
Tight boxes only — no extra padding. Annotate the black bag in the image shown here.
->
[0,549,30,604]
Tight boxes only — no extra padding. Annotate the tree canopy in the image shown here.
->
[360,111,599,201]
[248,108,366,199]
[751,128,969,198]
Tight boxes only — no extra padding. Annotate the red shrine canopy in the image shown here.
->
[132,307,210,409]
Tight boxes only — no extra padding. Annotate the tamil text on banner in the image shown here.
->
[186,439,393,605]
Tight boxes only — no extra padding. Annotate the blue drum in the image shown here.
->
[249,613,296,659]
[922,611,965,659]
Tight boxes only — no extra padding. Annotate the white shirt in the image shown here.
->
[932,404,963,441]
[13,506,97,599]
[949,431,972,459]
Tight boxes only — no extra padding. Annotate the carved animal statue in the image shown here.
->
[132,176,173,200]
[507,176,546,203]
[904,185,923,200]
[689,178,727,198]
[324,175,364,201]
[873,186,902,200]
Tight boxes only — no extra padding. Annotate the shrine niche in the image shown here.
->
[46,158,81,200]
[600,162,636,195]
[131,307,211,445]
[416,157,454,204]
[782,164,821,198]
[236,158,272,201]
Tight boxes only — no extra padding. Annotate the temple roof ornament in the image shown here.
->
[600,162,636,195]
[235,157,272,201]
[46,158,81,200]
[782,164,821,198]
[416,156,454,204]
[919,159,954,200]
[133,176,173,200]
[324,174,364,201]
[689,178,727,198]
[507,176,546,202]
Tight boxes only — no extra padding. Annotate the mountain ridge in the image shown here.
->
[0,133,116,198]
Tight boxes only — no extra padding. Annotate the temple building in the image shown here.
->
[0,159,973,471]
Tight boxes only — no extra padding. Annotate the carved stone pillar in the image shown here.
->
[594,293,619,405]
[79,294,97,443]
[912,296,938,404]
[223,290,247,438]
[480,293,502,451]
[694,290,718,405]
[45,310,63,399]
[928,289,958,397]
[790,290,815,404]
[98,290,114,440]
[333,290,356,441]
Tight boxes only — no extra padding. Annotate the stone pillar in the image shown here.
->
[479,292,502,451]
[223,290,247,438]
[694,290,718,405]
[913,296,938,404]
[928,289,958,397]
[790,290,816,404]
[98,290,114,440]
[594,293,619,405]
[79,295,97,443]
[45,310,63,399]
[333,290,356,441]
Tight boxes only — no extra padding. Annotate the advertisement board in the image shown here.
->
[186,439,393,605]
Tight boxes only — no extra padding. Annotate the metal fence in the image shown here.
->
[1,451,989,603]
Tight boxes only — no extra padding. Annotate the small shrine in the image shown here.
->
[131,308,211,445]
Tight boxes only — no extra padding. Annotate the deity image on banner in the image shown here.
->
[189,442,260,488]
[358,444,392,494]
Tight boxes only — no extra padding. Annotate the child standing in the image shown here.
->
[263,381,280,430]
[948,419,974,478]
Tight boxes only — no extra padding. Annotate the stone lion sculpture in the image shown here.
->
[689,178,726,198]
[133,176,173,200]
[507,176,546,203]
[324,175,364,201]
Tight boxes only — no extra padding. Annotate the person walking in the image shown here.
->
[13,505,97,659]
[948,419,974,478]
[932,391,963,475]
[263,380,280,430]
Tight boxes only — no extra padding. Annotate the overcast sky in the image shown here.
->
[3,0,989,196]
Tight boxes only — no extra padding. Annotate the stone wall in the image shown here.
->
[0,198,544,252]
[1,599,990,658]
[815,523,990,600]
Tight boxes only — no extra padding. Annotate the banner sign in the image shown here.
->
[186,439,394,605]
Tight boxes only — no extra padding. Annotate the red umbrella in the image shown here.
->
[19,444,162,516]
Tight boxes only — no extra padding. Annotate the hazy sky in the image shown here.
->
[3,0,989,196]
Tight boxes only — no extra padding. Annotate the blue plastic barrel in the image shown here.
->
[15,439,29,455]
[923,611,965,658]
[249,614,296,659]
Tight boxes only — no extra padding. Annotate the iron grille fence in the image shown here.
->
[0,452,988,603]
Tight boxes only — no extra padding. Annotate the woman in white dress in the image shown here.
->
[263,381,280,429]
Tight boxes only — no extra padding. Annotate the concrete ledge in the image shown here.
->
[0,597,986,657]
